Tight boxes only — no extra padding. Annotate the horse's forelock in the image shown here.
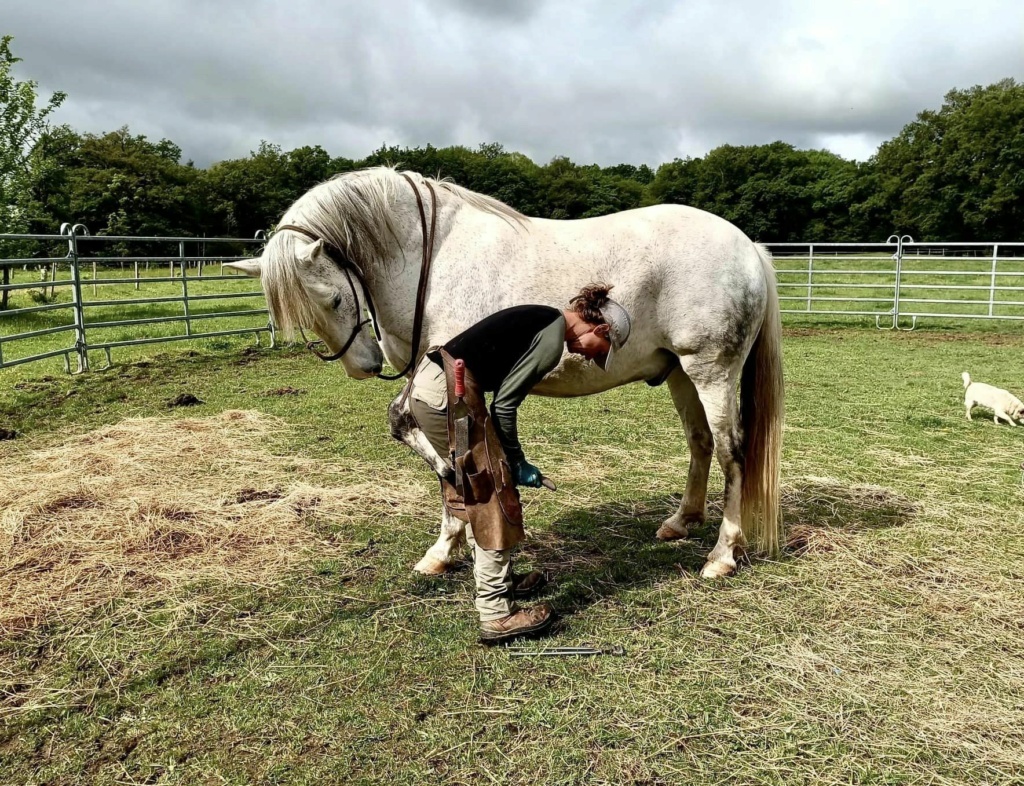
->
[260,234,321,339]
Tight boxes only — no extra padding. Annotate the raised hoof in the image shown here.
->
[700,559,736,579]
[656,522,689,541]
[413,555,450,575]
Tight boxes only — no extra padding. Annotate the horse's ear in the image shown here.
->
[297,238,324,264]
[224,258,262,277]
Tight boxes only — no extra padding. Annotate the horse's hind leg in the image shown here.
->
[681,358,747,578]
[657,366,713,540]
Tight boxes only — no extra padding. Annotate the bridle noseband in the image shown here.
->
[275,173,438,380]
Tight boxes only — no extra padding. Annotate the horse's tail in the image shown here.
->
[740,243,784,556]
[962,371,971,389]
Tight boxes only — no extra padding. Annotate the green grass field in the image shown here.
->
[3,311,1024,784]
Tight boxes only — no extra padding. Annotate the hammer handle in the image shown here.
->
[454,359,465,398]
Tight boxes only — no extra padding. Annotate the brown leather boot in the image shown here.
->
[511,569,547,599]
[479,602,554,644]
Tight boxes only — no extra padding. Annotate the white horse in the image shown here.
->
[227,166,783,579]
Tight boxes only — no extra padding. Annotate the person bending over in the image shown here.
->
[405,284,631,643]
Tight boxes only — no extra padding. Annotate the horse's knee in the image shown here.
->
[387,397,413,443]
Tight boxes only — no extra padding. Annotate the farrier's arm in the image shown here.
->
[490,316,566,468]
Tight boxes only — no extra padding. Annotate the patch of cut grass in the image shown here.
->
[2,326,1024,784]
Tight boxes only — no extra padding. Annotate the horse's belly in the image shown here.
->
[531,352,674,398]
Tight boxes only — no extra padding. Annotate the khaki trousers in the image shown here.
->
[408,355,516,622]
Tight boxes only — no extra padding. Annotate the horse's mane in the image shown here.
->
[260,167,526,336]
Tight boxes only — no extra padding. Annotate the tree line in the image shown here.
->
[3,36,1023,246]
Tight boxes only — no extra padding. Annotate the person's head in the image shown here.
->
[564,283,631,370]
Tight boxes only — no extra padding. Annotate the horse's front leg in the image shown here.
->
[388,392,451,476]
[413,504,467,575]
[388,392,466,574]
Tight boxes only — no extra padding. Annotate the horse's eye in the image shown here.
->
[331,294,343,310]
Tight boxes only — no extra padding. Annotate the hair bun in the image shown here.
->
[570,282,614,323]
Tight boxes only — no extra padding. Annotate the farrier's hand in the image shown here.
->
[514,459,544,488]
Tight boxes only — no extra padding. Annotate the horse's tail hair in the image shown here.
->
[740,243,784,556]
[962,371,971,389]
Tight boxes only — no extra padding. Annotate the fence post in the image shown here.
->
[134,260,140,291]
[806,244,814,312]
[893,238,902,324]
[64,224,90,373]
[878,235,910,329]
[988,244,1000,317]
[180,240,192,336]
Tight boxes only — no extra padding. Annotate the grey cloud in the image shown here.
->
[5,0,1024,169]
[442,0,547,23]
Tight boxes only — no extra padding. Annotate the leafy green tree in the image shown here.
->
[199,142,297,236]
[650,142,861,240]
[1,35,66,307]
[21,124,81,234]
[603,163,654,185]
[59,127,199,238]
[868,79,1024,240]
[198,142,356,237]
[536,156,643,219]
[1,35,67,233]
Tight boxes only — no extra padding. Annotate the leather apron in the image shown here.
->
[434,348,525,551]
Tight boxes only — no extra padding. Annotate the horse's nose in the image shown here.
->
[367,363,383,376]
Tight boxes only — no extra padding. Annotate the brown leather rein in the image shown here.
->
[276,173,438,381]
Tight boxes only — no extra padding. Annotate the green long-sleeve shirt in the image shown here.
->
[442,305,566,466]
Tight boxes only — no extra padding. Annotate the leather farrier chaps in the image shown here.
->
[435,348,525,551]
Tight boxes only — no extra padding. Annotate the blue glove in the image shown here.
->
[514,459,544,488]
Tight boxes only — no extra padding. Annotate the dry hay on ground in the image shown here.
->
[0,410,430,635]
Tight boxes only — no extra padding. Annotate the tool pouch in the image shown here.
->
[437,348,524,551]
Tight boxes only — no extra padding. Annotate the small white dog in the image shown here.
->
[963,372,1024,426]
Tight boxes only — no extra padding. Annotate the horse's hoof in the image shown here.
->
[700,559,735,579]
[413,556,449,575]
[656,522,688,541]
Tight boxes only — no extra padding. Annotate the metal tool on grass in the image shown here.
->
[506,645,626,657]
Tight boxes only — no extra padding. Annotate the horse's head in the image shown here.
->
[226,233,384,379]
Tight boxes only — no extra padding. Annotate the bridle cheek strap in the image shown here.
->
[298,265,372,361]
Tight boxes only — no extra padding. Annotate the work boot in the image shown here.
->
[479,602,555,645]
[511,569,547,599]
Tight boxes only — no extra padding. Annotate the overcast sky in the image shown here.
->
[7,0,1024,168]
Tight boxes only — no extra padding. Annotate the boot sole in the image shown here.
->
[479,613,554,645]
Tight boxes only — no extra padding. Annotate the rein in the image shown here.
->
[276,173,438,379]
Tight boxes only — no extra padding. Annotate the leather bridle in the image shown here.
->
[276,173,438,380]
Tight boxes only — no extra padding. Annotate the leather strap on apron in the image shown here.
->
[437,348,524,551]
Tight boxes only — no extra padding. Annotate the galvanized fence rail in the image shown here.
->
[767,238,1024,329]
[0,226,272,373]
